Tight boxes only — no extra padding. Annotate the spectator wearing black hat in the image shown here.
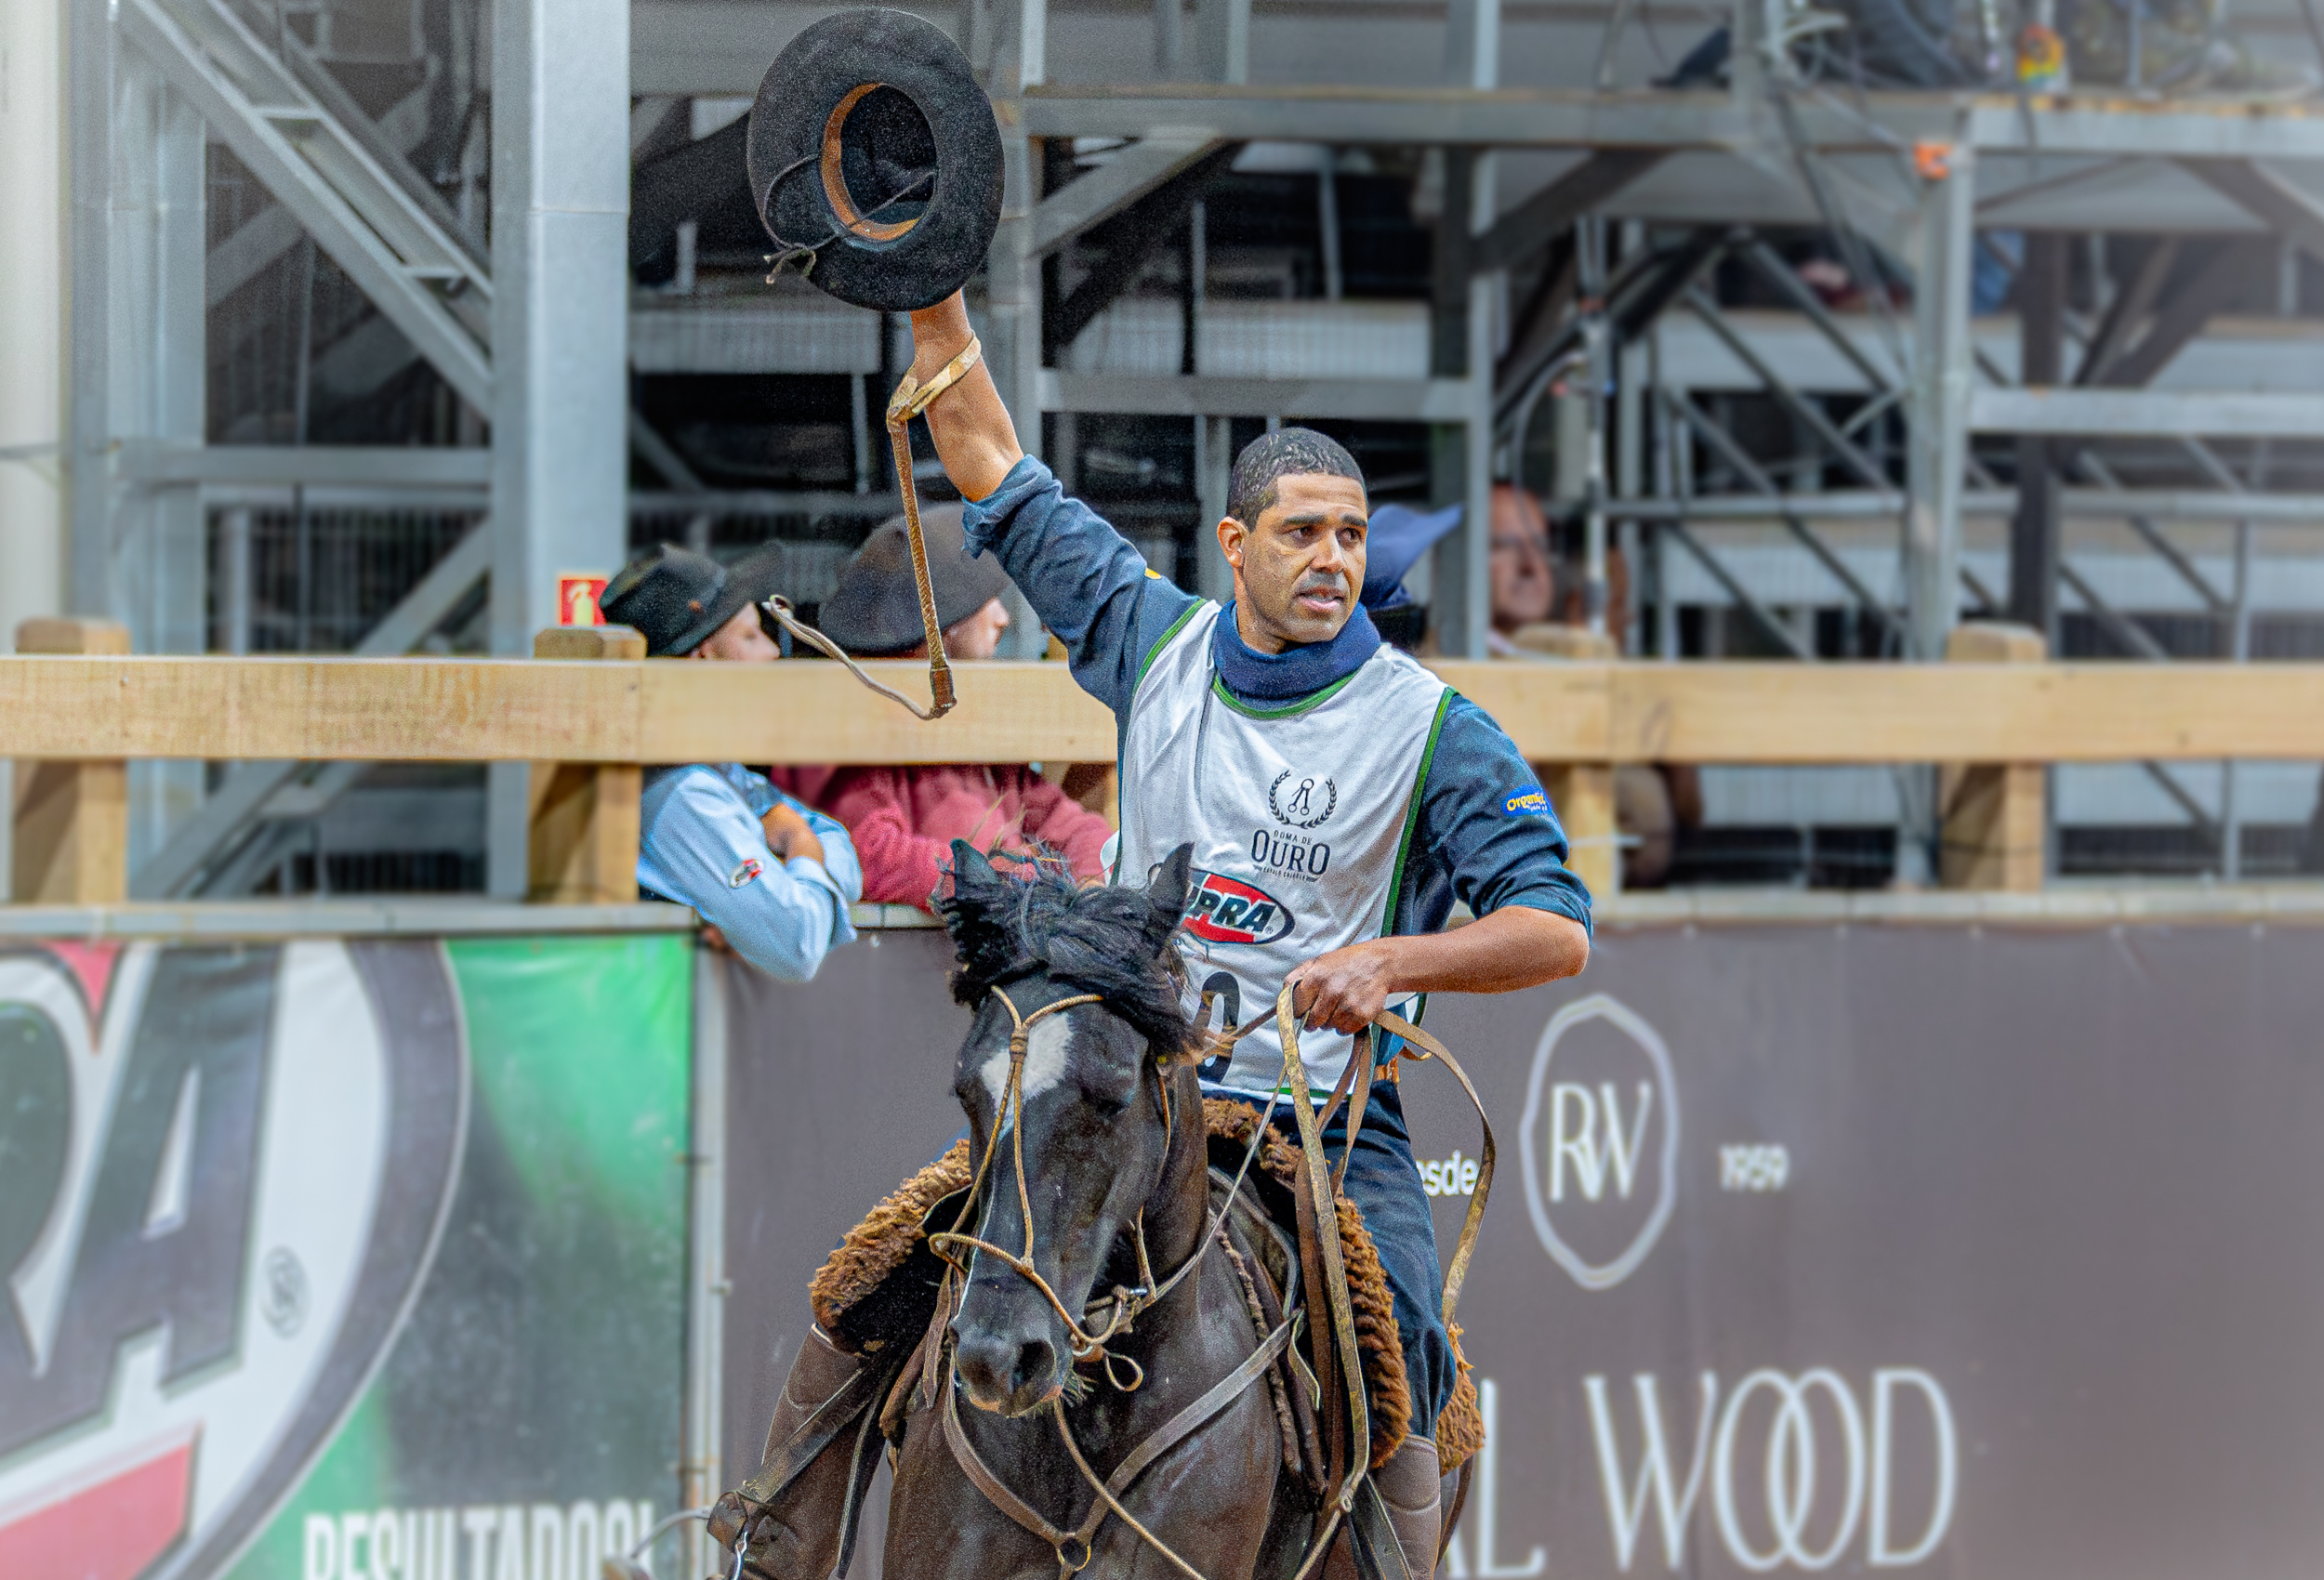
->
[600,544,863,979]
[806,504,1114,910]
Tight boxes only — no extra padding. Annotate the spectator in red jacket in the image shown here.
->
[811,504,1115,909]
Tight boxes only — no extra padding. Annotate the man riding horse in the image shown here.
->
[711,283,1593,1579]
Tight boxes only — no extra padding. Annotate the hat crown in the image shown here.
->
[818,503,1015,655]
[601,546,733,655]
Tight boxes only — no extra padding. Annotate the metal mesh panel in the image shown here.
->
[209,506,483,653]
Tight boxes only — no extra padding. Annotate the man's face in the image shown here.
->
[1488,486,1553,634]
[691,603,780,663]
[941,597,1011,662]
[1220,472,1368,653]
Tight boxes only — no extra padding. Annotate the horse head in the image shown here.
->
[935,840,1197,1416]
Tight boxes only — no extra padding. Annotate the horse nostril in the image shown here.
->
[1015,1338,1056,1390]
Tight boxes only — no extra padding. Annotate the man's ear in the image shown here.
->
[1216,516,1247,572]
[1142,844,1195,949]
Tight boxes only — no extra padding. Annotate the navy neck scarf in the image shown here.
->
[1210,600,1382,703]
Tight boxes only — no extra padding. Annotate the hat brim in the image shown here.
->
[746,9,1003,313]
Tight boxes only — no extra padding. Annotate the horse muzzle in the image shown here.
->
[951,1315,1068,1416]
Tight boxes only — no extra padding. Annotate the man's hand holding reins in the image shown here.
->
[1285,904,1590,1033]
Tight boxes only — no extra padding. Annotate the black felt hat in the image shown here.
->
[746,8,1004,312]
[601,543,787,656]
[819,504,1014,656]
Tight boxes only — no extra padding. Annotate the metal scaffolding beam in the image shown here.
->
[120,0,490,408]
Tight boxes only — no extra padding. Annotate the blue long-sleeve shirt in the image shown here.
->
[639,763,863,981]
[960,456,1591,939]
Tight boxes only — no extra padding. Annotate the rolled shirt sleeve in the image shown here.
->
[638,765,862,981]
[1393,699,1593,937]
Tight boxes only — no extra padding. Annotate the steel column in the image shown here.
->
[1904,140,1974,663]
[486,0,629,893]
[2009,232,2067,646]
[104,49,209,868]
[1,0,67,656]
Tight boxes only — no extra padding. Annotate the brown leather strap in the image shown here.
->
[881,336,985,718]
[942,1360,1079,1558]
[762,596,951,720]
[734,1352,892,1509]
[1371,1008,1496,1331]
[940,1320,1292,1578]
[1289,1145,1345,1501]
[1047,1322,1297,1580]
[1332,1030,1376,1199]
[1440,1456,1476,1563]
[753,336,982,722]
[1072,1317,1294,1520]
[1276,984,1373,1516]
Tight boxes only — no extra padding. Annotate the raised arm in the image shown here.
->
[903,291,1200,720]
[907,292,1023,503]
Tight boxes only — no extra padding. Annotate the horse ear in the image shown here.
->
[938,840,1011,954]
[1143,843,1195,945]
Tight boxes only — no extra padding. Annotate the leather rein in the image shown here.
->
[759,336,986,720]
[924,981,1499,1580]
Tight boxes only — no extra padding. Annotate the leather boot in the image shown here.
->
[1321,1436,1442,1580]
[1375,1437,1443,1580]
[706,1325,875,1578]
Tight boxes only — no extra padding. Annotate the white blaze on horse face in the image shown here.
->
[981,1011,1076,1121]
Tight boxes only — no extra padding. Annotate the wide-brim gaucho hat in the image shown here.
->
[746,8,1004,313]
[601,543,789,657]
[819,503,1015,656]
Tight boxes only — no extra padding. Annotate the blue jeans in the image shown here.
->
[1208,1082,1452,1440]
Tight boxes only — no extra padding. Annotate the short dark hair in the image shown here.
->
[1225,428,1366,526]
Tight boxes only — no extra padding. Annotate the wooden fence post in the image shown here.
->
[1507,624,1621,899]
[1543,762,1619,899]
[1940,621,2047,889]
[529,625,646,902]
[12,619,132,903]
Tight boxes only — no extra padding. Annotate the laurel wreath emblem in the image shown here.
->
[1268,770,1338,830]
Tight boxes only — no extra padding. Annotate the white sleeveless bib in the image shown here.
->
[1116,603,1450,1096]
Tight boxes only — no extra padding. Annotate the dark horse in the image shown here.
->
[878,841,1316,1579]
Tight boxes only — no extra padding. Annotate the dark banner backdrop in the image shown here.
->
[722,919,2324,1580]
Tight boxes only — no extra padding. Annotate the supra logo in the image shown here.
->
[1584,1366,1958,1572]
[1268,770,1338,830]
[0,941,467,1580]
[728,857,764,888]
[1518,994,1679,1291]
[1182,872,1295,946]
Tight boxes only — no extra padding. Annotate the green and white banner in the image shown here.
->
[0,934,693,1580]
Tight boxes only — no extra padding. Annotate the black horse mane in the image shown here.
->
[935,846,1196,1058]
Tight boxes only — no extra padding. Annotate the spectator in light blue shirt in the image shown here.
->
[601,544,862,981]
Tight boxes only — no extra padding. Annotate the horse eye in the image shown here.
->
[1086,1090,1131,1121]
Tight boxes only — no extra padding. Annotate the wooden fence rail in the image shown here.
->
[5,653,2320,764]
[6,620,2315,903]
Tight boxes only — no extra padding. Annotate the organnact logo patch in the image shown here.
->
[0,941,468,1580]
